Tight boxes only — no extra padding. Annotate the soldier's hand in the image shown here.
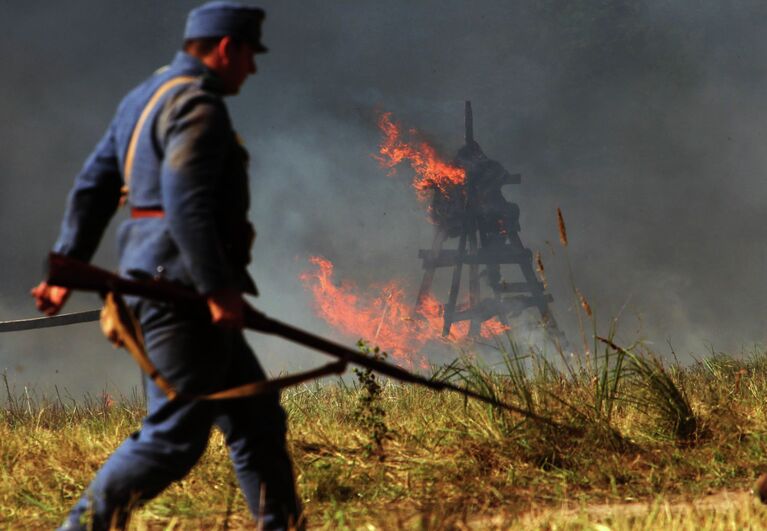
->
[30,281,71,316]
[207,288,244,329]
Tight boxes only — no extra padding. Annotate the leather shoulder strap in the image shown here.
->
[121,75,198,202]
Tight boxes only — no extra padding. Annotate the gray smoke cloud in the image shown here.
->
[1,1,766,397]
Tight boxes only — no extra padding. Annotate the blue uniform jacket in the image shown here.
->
[53,52,256,295]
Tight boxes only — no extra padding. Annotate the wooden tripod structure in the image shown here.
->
[415,102,567,346]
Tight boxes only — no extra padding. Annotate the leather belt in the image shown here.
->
[131,207,165,219]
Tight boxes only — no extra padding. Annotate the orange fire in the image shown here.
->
[375,112,466,201]
[300,256,510,368]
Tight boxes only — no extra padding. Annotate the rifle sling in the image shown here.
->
[102,292,346,401]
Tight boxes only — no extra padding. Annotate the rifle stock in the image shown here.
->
[47,253,198,303]
[46,252,563,426]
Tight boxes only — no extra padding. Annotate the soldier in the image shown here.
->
[451,140,522,290]
[30,2,302,529]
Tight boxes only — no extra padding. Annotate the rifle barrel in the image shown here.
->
[246,309,566,426]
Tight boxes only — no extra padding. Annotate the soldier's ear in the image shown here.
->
[217,36,237,67]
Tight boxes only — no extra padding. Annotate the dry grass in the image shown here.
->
[3,341,767,529]
[556,207,568,247]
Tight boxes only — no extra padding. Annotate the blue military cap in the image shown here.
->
[184,1,268,53]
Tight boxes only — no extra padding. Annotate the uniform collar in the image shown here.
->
[168,51,226,94]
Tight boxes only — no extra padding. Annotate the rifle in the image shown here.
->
[46,252,565,428]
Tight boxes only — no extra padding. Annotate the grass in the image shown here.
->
[3,337,767,530]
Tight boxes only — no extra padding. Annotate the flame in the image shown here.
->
[478,319,510,339]
[300,256,509,368]
[375,112,466,201]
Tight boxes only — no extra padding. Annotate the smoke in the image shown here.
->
[1,1,766,396]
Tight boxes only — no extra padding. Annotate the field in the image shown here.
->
[3,337,767,530]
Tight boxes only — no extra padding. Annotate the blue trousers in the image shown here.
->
[59,299,302,530]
